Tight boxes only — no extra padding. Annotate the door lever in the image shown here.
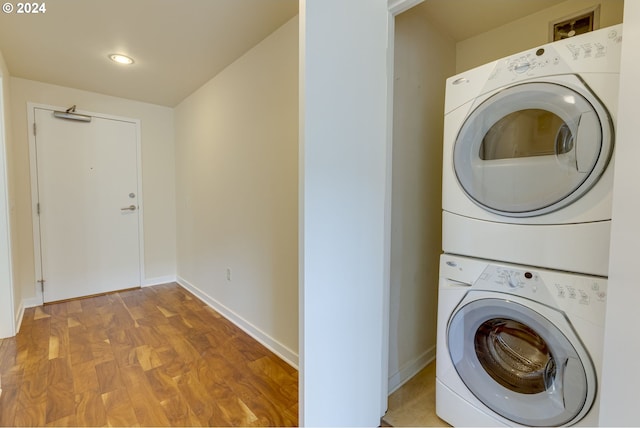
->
[121,205,137,211]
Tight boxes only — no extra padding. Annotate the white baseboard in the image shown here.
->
[142,275,177,287]
[14,301,25,334]
[22,295,42,308]
[388,345,436,394]
[176,276,299,369]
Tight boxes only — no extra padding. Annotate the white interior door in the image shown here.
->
[34,107,142,302]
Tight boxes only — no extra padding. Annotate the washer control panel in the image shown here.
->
[476,265,544,295]
[474,264,607,321]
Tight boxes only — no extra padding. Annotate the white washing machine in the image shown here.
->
[435,253,606,427]
[442,25,623,276]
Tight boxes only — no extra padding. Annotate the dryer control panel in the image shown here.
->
[504,49,562,77]
[482,24,622,93]
[444,24,622,118]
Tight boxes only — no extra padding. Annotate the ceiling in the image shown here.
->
[0,0,298,106]
[0,0,562,107]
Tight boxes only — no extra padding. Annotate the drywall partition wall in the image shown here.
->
[388,6,455,393]
[9,78,176,304]
[300,0,389,425]
[600,1,640,425]
[174,17,298,365]
[0,50,15,338]
[456,0,624,73]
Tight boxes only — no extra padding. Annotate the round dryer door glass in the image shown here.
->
[453,79,613,217]
[447,298,595,427]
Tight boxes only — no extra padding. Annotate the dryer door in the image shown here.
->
[447,296,596,427]
[453,75,613,217]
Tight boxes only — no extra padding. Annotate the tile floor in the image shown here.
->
[382,361,450,427]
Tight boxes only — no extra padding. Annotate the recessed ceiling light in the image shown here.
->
[109,54,134,65]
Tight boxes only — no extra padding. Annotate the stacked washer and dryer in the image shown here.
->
[436,25,622,427]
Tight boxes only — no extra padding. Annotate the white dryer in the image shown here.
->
[442,25,623,276]
[436,254,606,427]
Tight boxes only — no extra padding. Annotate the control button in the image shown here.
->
[567,286,577,299]
[555,284,566,298]
[567,45,580,59]
[524,272,533,279]
[579,290,589,305]
[597,291,606,301]
[514,63,530,73]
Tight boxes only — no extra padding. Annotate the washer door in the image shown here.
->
[453,75,613,217]
[448,296,596,427]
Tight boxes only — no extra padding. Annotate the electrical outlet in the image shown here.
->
[226,268,232,282]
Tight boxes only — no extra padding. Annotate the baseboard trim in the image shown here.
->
[388,345,436,394]
[176,276,299,369]
[14,302,25,334]
[142,275,177,287]
[22,295,42,309]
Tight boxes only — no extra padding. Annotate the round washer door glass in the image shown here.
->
[448,298,595,427]
[453,79,613,217]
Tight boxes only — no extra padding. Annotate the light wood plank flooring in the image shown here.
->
[0,283,298,427]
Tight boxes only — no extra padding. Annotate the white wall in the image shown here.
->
[300,0,390,425]
[9,78,176,305]
[388,6,455,392]
[0,49,16,338]
[600,1,640,425]
[174,17,299,366]
[456,0,624,73]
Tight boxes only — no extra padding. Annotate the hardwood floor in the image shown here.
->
[0,283,298,427]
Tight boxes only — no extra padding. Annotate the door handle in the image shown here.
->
[121,205,137,211]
